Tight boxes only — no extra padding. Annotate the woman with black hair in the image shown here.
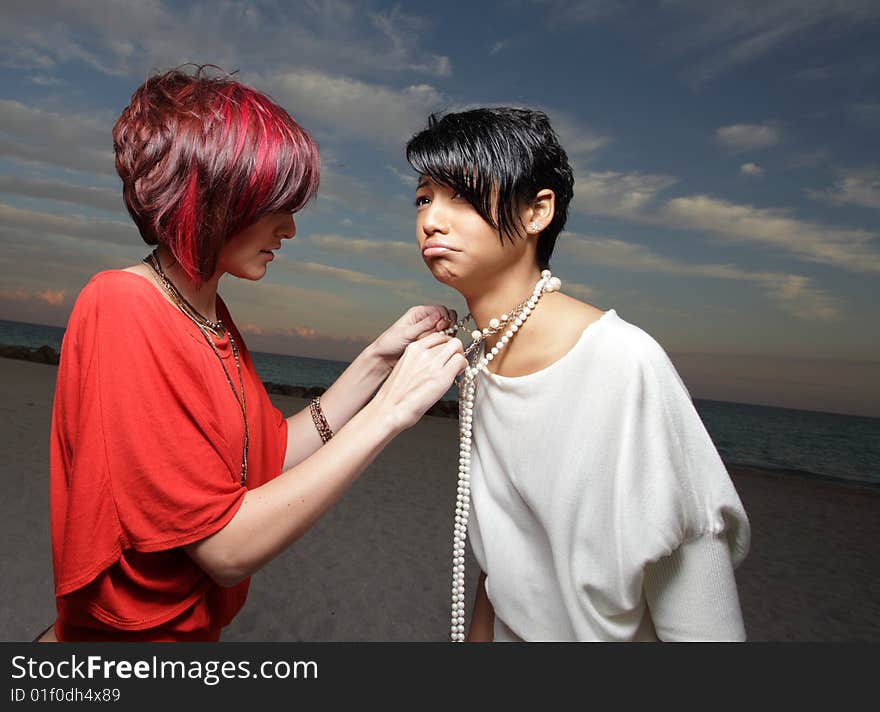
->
[407,108,750,642]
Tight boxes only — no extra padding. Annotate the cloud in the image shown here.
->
[0,99,115,175]
[785,148,832,170]
[549,114,611,159]
[662,195,880,273]
[0,287,67,306]
[807,172,880,210]
[315,166,397,216]
[795,65,835,81]
[30,74,65,86]
[560,281,600,301]
[489,41,506,55]
[715,123,780,152]
[308,234,423,270]
[240,323,318,340]
[301,236,458,308]
[386,164,418,186]
[267,69,444,148]
[217,276,356,330]
[663,0,880,87]
[849,102,880,125]
[762,274,841,321]
[570,169,679,219]
[0,202,136,246]
[0,1,452,80]
[0,177,123,213]
[38,289,65,305]
[368,5,452,76]
[532,0,629,27]
[558,231,843,320]
[566,162,880,276]
[273,258,422,298]
[740,162,764,177]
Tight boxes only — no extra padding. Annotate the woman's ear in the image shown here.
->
[525,189,556,234]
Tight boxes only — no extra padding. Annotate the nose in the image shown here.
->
[421,201,448,237]
[281,213,296,240]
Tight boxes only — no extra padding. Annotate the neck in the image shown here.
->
[155,244,221,321]
[462,263,542,331]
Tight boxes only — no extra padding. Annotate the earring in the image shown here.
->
[529,222,540,233]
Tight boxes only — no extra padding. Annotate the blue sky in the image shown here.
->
[0,0,878,416]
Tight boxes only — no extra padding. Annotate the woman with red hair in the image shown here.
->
[37,67,466,641]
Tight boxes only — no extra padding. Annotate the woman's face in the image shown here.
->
[414,177,528,289]
[216,210,296,280]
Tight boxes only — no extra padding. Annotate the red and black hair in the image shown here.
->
[113,65,320,283]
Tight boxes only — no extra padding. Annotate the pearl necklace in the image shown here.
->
[447,270,562,642]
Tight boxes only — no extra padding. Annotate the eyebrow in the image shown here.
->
[417,178,429,189]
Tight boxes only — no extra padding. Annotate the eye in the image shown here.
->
[451,191,463,200]
[414,195,430,207]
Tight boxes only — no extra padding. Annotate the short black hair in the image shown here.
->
[406,107,574,270]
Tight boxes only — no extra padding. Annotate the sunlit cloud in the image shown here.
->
[807,172,880,210]
[740,162,765,177]
[264,69,444,148]
[240,323,319,340]
[0,287,66,306]
[661,195,880,273]
[558,231,843,320]
[570,169,678,219]
[716,123,780,152]
[561,281,600,301]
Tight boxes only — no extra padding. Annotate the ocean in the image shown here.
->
[2,318,877,487]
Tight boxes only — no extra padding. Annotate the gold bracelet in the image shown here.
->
[309,396,333,443]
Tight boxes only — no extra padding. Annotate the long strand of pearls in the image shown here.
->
[448,270,562,642]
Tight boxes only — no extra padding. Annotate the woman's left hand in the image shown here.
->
[370,305,458,370]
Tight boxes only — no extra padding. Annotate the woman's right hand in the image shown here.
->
[372,332,467,432]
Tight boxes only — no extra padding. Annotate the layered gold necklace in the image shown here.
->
[143,249,249,486]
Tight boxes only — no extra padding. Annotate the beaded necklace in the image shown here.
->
[443,269,562,642]
[143,249,250,486]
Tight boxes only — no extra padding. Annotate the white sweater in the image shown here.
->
[467,308,751,641]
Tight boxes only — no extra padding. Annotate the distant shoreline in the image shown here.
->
[0,343,459,419]
[2,343,875,481]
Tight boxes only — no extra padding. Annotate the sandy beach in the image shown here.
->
[3,356,878,642]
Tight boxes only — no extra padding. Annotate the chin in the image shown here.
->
[230,265,269,281]
[425,262,464,291]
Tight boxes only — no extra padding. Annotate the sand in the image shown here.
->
[2,357,878,642]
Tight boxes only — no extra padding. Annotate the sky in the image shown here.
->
[0,0,878,417]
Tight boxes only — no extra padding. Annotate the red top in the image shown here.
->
[49,271,288,641]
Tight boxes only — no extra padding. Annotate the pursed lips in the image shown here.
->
[422,240,459,256]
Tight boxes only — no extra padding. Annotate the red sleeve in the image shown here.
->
[51,273,247,596]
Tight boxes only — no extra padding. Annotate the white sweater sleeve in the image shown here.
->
[643,532,747,642]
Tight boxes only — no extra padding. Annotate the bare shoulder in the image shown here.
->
[490,292,608,377]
